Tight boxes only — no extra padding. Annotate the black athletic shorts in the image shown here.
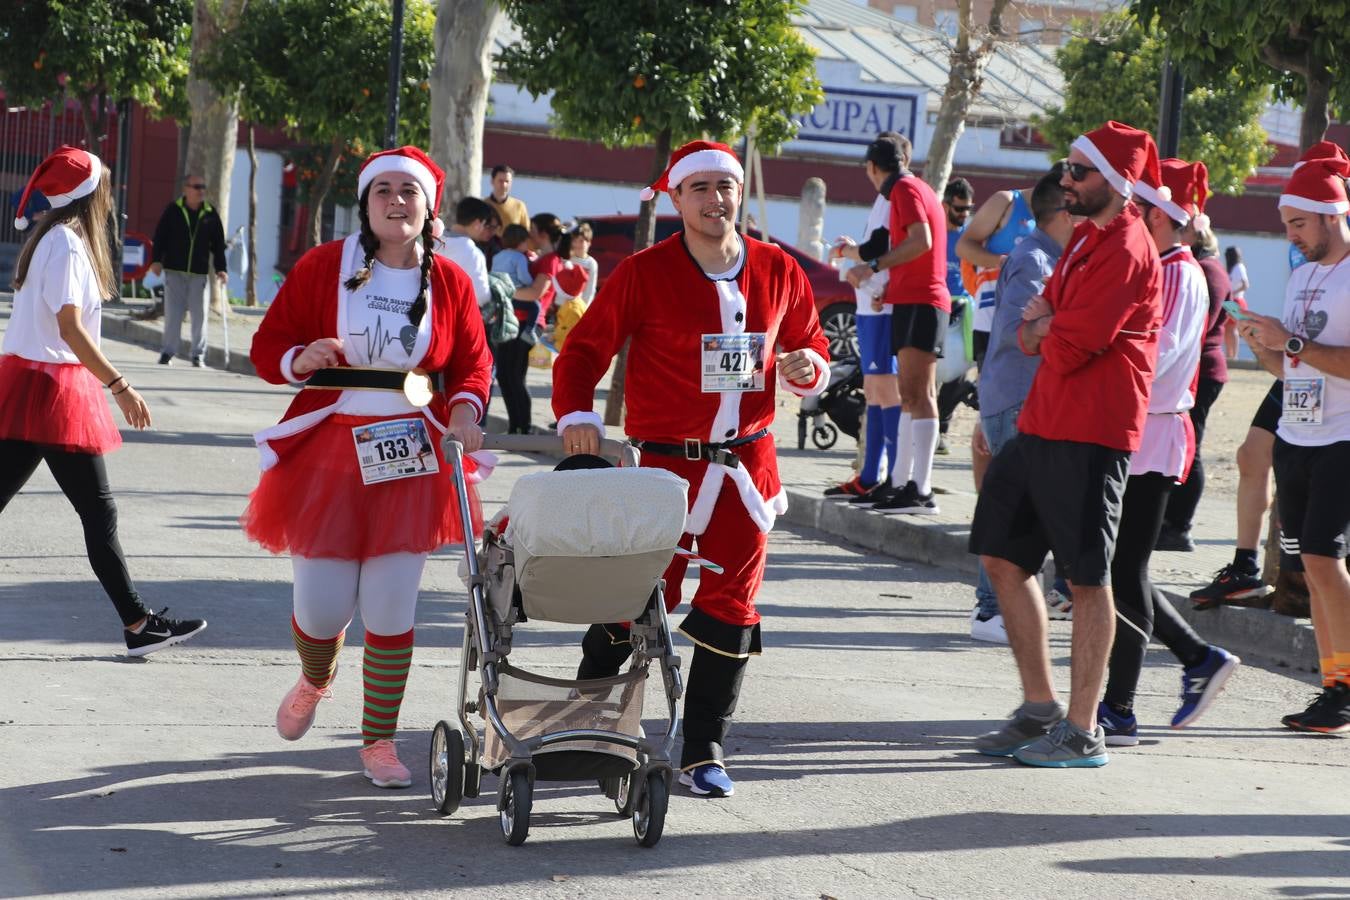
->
[973,330,990,369]
[969,433,1129,587]
[1272,437,1350,559]
[890,303,949,356]
[1251,379,1283,434]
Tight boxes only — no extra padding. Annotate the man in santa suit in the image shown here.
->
[969,122,1163,768]
[555,140,830,798]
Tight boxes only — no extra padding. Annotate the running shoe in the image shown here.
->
[361,739,412,788]
[679,763,734,797]
[824,475,878,500]
[848,481,895,508]
[1045,581,1073,621]
[1190,563,1273,610]
[276,673,334,741]
[124,608,207,657]
[968,608,1008,644]
[974,701,1066,757]
[873,480,939,515]
[1286,683,1350,735]
[1282,689,1336,731]
[1096,702,1139,747]
[1171,646,1240,728]
[1014,720,1109,768]
[935,434,950,456]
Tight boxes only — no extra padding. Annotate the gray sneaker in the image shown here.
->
[974,701,1067,757]
[1013,719,1109,768]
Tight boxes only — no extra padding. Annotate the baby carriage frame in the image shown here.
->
[797,356,864,450]
[433,433,686,847]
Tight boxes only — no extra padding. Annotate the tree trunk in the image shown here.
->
[78,92,99,152]
[177,122,192,187]
[246,122,258,307]
[603,127,672,427]
[1300,58,1331,151]
[922,0,1008,193]
[429,0,501,209]
[306,136,346,249]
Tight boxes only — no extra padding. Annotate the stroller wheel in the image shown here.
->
[429,721,464,816]
[500,769,532,846]
[811,423,839,450]
[632,771,668,848]
[611,772,636,816]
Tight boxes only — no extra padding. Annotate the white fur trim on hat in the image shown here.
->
[44,152,102,209]
[640,148,744,201]
[1072,134,1132,199]
[357,154,436,209]
[1279,194,1350,215]
[1133,180,1190,226]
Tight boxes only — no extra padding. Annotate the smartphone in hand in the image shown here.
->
[1223,299,1251,321]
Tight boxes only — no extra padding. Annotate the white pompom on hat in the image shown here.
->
[1072,121,1165,202]
[1137,157,1210,229]
[14,145,102,230]
[639,140,744,201]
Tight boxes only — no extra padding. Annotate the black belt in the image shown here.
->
[305,367,444,392]
[634,428,769,469]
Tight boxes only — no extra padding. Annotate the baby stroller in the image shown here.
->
[797,356,864,450]
[433,433,689,847]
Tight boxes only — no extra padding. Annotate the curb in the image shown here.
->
[783,486,1320,675]
[100,308,258,378]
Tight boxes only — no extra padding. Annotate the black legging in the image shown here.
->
[1104,472,1172,712]
[1164,377,1225,533]
[0,440,149,627]
[494,336,533,433]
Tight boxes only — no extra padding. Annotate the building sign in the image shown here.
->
[794,86,920,147]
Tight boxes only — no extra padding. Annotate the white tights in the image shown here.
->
[291,552,429,639]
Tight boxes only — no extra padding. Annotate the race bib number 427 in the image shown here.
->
[351,417,440,485]
[701,332,767,393]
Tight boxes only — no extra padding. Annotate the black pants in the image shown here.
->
[1164,377,1225,534]
[494,336,533,433]
[937,375,977,435]
[0,440,148,627]
[579,623,748,769]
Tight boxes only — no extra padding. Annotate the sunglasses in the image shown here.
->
[1065,162,1099,183]
[188,183,207,190]
[949,204,974,213]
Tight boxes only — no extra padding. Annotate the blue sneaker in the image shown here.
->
[1096,702,1139,747]
[678,763,734,798]
[1172,646,1241,728]
[1013,720,1109,768]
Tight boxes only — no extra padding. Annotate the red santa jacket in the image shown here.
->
[250,233,493,470]
[1017,202,1162,452]
[552,233,830,534]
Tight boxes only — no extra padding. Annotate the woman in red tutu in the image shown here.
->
[0,146,207,657]
[242,146,492,788]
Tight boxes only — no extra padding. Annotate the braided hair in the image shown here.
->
[342,187,436,326]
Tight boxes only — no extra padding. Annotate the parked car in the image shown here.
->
[584,216,857,361]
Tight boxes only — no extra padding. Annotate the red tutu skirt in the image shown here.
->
[240,413,483,560]
[0,355,122,455]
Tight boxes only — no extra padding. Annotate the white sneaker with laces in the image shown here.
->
[969,608,1008,644]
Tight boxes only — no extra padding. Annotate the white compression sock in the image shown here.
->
[891,411,914,487]
[910,417,939,495]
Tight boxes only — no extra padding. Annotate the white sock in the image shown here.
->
[891,412,914,487]
[910,417,939,495]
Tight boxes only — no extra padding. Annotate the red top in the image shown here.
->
[525,251,563,325]
[883,175,951,312]
[1195,253,1231,384]
[1017,203,1162,452]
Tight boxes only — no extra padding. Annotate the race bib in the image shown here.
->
[701,333,767,393]
[351,417,440,485]
[1284,377,1325,425]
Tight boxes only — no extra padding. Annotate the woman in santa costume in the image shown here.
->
[0,146,207,657]
[555,140,831,798]
[241,146,492,788]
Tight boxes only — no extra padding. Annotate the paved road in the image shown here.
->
[1,329,1346,899]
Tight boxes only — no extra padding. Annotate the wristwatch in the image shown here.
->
[867,257,880,273]
[1285,335,1306,357]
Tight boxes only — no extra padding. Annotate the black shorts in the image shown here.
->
[973,330,990,369]
[1251,379,1283,434]
[1272,438,1350,559]
[890,304,949,356]
[969,433,1129,587]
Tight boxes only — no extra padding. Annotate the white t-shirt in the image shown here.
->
[435,233,489,308]
[1278,259,1350,445]
[1229,261,1248,299]
[571,254,598,302]
[853,194,890,315]
[3,224,103,363]
[337,261,428,416]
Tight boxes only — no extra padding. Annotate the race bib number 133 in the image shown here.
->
[351,417,440,485]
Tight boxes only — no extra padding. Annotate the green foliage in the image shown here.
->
[1036,14,1273,194]
[496,0,821,153]
[285,143,368,208]
[0,0,191,112]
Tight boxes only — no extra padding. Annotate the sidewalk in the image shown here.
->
[98,299,1319,673]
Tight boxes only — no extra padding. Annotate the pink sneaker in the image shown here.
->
[360,739,412,788]
[275,675,332,741]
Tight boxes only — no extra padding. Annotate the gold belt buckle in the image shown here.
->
[683,438,702,461]
[402,370,434,408]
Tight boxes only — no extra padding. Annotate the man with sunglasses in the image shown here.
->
[969,122,1164,767]
[150,174,227,367]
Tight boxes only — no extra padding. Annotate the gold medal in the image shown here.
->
[402,370,434,407]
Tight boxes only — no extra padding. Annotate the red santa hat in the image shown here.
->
[1138,157,1210,231]
[1279,154,1350,216]
[639,140,744,201]
[1291,140,1348,171]
[13,145,103,230]
[356,146,446,238]
[1072,121,1165,201]
[553,261,590,300]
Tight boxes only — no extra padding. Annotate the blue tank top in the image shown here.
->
[984,190,1035,256]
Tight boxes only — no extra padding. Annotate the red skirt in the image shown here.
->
[0,355,122,455]
[240,413,482,560]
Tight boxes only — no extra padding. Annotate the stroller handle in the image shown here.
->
[443,432,639,467]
